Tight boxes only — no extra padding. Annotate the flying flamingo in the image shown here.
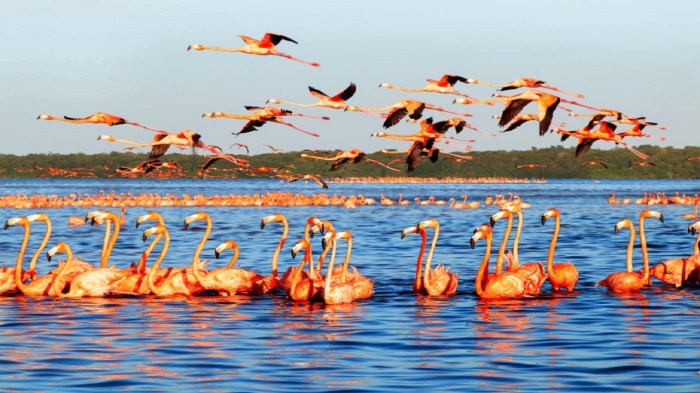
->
[288,174,329,189]
[541,208,579,292]
[202,107,326,137]
[49,242,128,298]
[37,112,164,132]
[401,219,458,296]
[648,220,700,287]
[579,161,609,169]
[97,129,248,167]
[596,210,664,293]
[573,121,650,160]
[187,32,320,67]
[470,223,527,300]
[267,82,357,110]
[465,77,586,98]
[379,74,481,101]
[301,148,400,172]
[491,114,539,133]
[345,98,473,127]
[490,91,563,136]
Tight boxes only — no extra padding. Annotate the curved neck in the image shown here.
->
[625,223,635,272]
[28,217,52,272]
[303,222,314,267]
[414,229,427,292]
[546,215,560,273]
[290,242,311,295]
[424,223,440,275]
[271,218,288,278]
[340,236,352,282]
[316,241,332,272]
[475,235,493,298]
[147,229,170,296]
[496,213,513,274]
[225,244,240,269]
[694,230,700,255]
[191,215,212,283]
[14,222,31,294]
[101,217,121,268]
[512,210,523,266]
[639,217,651,282]
[324,239,338,295]
[138,233,162,273]
[53,248,74,298]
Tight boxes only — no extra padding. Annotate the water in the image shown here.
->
[1,178,699,392]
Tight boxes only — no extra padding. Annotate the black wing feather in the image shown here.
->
[499,99,531,127]
[539,96,560,136]
[383,107,408,128]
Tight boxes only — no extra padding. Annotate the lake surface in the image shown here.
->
[1,178,699,392]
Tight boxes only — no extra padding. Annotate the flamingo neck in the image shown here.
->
[324,239,338,295]
[340,237,352,282]
[423,224,440,289]
[512,210,523,267]
[139,233,163,273]
[224,244,240,269]
[694,230,700,255]
[546,215,560,273]
[271,218,288,278]
[639,217,651,282]
[290,241,311,295]
[28,217,51,272]
[496,214,513,274]
[147,230,170,296]
[101,217,121,268]
[475,235,493,298]
[191,215,212,282]
[14,222,31,294]
[625,222,635,272]
[303,222,314,266]
[53,247,73,298]
[414,229,427,292]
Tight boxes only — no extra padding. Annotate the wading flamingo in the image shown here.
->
[491,207,546,295]
[541,208,579,292]
[37,112,164,133]
[49,241,128,298]
[315,231,354,305]
[267,83,356,110]
[1,216,37,294]
[187,32,320,67]
[648,220,700,287]
[596,210,664,293]
[470,224,526,300]
[191,233,259,296]
[333,230,373,300]
[401,219,458,296]
[112,225,165,295]
[287,239,323,302]
[259,213,289,294]
[5,216,92,297]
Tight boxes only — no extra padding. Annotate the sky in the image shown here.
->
[1,0,698,157]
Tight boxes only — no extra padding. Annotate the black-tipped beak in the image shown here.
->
[291,248,298,259]
[36,115,41,120]
[659,214,665,223]
[489,217,497,227]
[3,223,8,230]
[614,225,620,234]
[135,221,141,228]
[322,237,329,250]
[400,231,406,240]
[308,229,315,239]
[183,221,190,229]
[142,233,148,242]
[215,250,221,259]
[470,238,476,249]
[186,45,192,51]
[541,216,547,226]
[260,221,266,230]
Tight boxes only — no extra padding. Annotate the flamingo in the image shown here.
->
[49,242,128,298]
[541,208,579,292]
[346,98,472,127]
[97,129,248,167]
[189,213,263,296]
[37,112,164,132]
[470,224,527,300]
[301,148,400,172]
[596,210,664,293]
[379,74,481,101]
[490,91,563,136]
[333,230,373,300]
[490,207,546,295]
[111,225,166,295]
[580,161,609,169]
[401,219,458,296]
[315,231,354,305]
[465,77,585,98]
[491,113,539,133]
[187,32,320,67]
[258,213,290,294]
[574,121,650,160]
[267,82,356,110]
[288,174,329,189]
[648,220,700,287]
[203,108,323,138]
[1,216,38,294]
[287,239,323,302]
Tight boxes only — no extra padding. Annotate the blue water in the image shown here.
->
[0,178,699,392]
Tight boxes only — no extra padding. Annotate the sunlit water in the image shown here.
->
[1,178,699,392]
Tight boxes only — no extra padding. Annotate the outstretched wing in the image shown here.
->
[575,139,596,158]
[499,99,532,127]
[537,95,560,136]
[239,120,266,135]
[444,74,469,86]
[383,107,408,128]
[308,86,329,99]
[147,134,170,161]
[332,82,357,102]
[262,33,298,47]
[352,152,367,164]
[330,156,350,171]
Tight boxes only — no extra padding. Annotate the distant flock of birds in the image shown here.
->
[2,200,699,304]
[33,31,673,184]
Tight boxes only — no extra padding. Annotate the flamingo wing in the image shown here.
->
[330,156,350,171]
[308,86,330,99]
[239,120,266,135]
[537,95,561,136]
[442,74,469,86]
[575,138,597,158]
[262,33,298,47]
[147,134,171,161]
[244,105,264,111]
[237,35,259,45]
[503,117,531,132]
[202,156,222,172]
[352,152,367,164]
[409,102,426,120]
[499,99,532,127]
[383,107,408,128]
[332,82,357,102]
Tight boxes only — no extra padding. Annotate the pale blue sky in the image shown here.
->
[2,0,698,156]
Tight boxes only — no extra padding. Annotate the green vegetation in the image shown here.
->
[0,145,698,179]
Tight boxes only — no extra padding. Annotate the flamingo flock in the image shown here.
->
[34,30,666,181]
[2,206,699,302]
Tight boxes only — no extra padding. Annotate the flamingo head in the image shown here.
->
[266,98,281,104]
[260,213,286,230]
[291,239,310,259]
[400,224,420,240]
[184,211,209,229]
[614,218,633,234]
[214,240,237,259]
[306,216,324,238]
[641,209,664,223]
[418,218,439,231]
[489,209,511,227]
[470,224,492,249]
[96,134,115,142]
[46,242,69,262]
[378,83,392,88]
[37,114,51,120]
[4,216,26,230]
[689,220,700,236]
[187,44,204,51]
[541,208,559,225]
[465,78,478,84]
[135,212,162,228]
[142,225,167,242]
